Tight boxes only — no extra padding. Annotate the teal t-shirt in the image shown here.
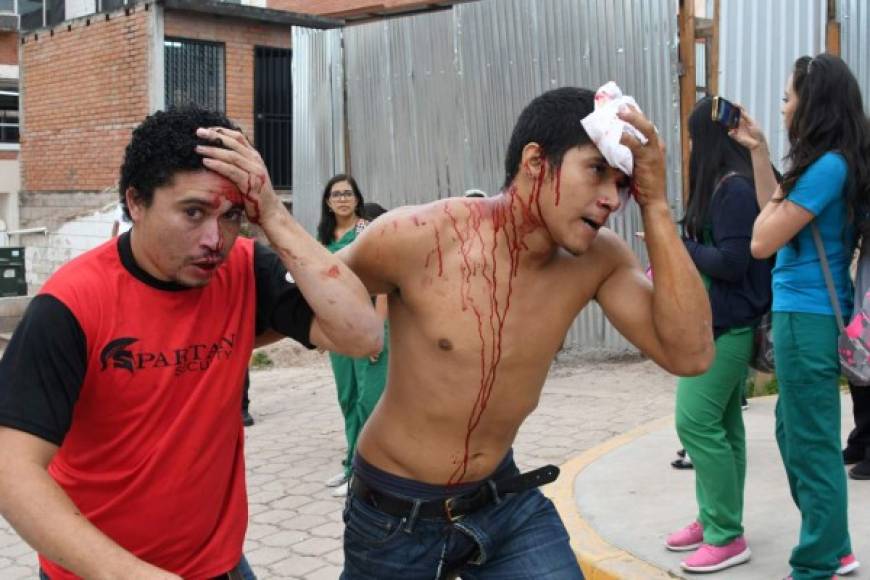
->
[772,152,854,316]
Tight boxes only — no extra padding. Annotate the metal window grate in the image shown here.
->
[254,46,292,189]
[165,38,226,113]
[0,88,18,144]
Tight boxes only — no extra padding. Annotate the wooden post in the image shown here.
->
[710,0,719,96]
[678,0,696,207]
[826,0,841,56]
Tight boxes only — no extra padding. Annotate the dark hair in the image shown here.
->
[317,174,365,246]
[503,87,596,189]
[783,53,870,239]
[362,202,388,221]
[118,106,238,220]
[682,96,755,241]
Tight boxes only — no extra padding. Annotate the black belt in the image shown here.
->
[350,464,560,522]
[210,565,245,580]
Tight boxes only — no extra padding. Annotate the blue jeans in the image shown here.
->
[39,554,256,579]
[341,486,583,579]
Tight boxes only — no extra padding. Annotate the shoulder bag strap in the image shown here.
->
[810,222,846,333]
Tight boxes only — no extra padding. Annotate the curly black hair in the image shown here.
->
[118,106,238,219]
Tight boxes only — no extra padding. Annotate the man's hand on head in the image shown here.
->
[617,106,667,210]
[194,127,285,226]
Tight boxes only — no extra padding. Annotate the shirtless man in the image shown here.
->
[338,87,714,579]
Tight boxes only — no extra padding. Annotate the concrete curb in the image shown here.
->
[546,415,679,579]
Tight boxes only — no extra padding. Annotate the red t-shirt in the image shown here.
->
[38,237,256,579]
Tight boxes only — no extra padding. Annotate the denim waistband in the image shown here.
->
[352,450,517,501]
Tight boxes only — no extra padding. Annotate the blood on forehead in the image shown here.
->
[215,180,243,207]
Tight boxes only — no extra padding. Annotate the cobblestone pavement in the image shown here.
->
[0,354,677,579]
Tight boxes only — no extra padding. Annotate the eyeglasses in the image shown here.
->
[329,190,355,200]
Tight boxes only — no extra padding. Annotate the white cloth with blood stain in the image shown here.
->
[580,81,648,176]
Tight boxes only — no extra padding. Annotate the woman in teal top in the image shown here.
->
[317,174,389,498]
[731,54,870,580]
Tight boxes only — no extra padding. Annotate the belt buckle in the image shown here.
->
[444,496,463,522]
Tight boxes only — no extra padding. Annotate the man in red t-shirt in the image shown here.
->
[0,107,383,579]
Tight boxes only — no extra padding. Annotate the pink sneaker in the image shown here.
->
[680,536,751,573]
[838,553,860,575]
[665,521,703,552]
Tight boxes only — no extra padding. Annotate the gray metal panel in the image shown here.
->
[718,0,826,170]
[344,10,461,211]
[291,26,344,236]
[840,0,870,114]
[341,0,681,351]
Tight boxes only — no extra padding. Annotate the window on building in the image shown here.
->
[17,0,64,31]
[45,0,63,25]
[165,38,226,113]
[99,0,128,11]
[0,82,19,145]
[18,0,43,30]
[254,46,292,189]
[0,0,15,13]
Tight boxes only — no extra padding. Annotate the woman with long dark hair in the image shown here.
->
[664,97,771,573]
[731,54,870,579]
[317,174,389,498]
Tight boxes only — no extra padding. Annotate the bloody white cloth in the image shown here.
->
[580,81,648,176]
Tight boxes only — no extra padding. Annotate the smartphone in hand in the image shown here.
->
[711,96,741,130]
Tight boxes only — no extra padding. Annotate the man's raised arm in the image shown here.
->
[595,108,713,376]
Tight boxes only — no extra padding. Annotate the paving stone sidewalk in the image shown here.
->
[0,354,677,579]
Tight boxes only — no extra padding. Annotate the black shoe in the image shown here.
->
[849,458,870,480]
[741,395,749,411]
[671,457,694,470]
[843,446,865,465]
[242,410,255,427]
[676,448,687,458]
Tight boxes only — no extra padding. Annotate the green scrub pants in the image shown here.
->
[676,326,752,546]
[329,324,388,478]
[773,312,851,580]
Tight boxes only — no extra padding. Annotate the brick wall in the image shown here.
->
[0,31,18,65]
[20,5,152,194]
[164,11,291,139]
[267,0,458,17]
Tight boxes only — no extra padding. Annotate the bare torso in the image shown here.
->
[354,197,621,485]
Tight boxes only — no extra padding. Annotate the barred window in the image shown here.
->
[164,38,226,113]
[254,46,292,189]
[0,84,18,144]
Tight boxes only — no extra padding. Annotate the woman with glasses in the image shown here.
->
[317,174,389,498]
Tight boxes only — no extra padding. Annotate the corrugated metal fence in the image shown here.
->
[717,0,827,171]
[291,27,345,235]
[840,0,870,114]
[294,0,682,351]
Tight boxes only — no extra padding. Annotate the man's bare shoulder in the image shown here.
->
[346,198,455,273]
[561,227,637,276]
[362,198,460,245]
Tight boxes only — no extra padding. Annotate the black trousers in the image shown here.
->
[242,370,251,412]
[847,383,870,454]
